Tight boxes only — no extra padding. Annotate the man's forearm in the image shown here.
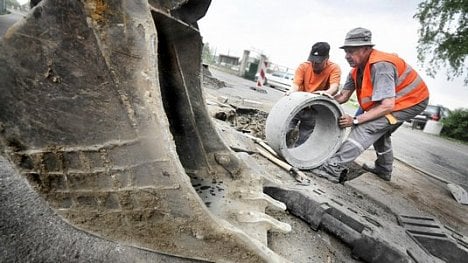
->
[355,98,395,124]
[325,83,339,96]
[334,89,352,104]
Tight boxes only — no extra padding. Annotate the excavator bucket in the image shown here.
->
[0,0,289,261]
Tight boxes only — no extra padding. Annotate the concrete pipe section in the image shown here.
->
[266,92,345,169]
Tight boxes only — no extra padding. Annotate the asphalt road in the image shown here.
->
[208,67,468,187]
[392,125,468,186]
[0,10,24,38]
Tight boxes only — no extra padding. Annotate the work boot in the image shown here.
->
[362,163,392,181]
[311,165,346,184]
[338,169,349,184]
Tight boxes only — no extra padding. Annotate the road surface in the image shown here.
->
[0,10,24,38]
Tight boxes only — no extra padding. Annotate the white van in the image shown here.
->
[256,71,294,91]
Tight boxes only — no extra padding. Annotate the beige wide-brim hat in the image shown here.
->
[340,27,375,48]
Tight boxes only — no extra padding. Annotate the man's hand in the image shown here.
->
[339,114,354,128]
[312,91,333,99]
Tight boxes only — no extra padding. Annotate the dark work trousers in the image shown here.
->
[322,99,429,176]
[287,107,317,147]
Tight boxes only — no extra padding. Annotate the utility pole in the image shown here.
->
[238,50,250,77]
[0,0,6,15]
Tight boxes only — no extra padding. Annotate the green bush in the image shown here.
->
[441,108,468,142]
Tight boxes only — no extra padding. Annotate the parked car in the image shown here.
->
[255,71,294,91]
[410,104,449,129]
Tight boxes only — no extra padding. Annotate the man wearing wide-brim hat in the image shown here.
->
[311,27,430,183]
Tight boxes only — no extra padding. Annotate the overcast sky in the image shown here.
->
[198,0,467,110]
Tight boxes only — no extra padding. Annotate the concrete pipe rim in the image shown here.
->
[265,92,345,169]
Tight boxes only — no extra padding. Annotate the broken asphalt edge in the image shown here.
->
[264,186,413,263]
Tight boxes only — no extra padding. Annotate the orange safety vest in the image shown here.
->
[352,50,429,111]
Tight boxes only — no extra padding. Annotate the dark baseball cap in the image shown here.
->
[308,42,330,63]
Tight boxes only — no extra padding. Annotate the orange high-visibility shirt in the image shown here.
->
[293,61,341,92]
[351,50,429,111]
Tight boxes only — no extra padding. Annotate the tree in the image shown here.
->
[414,0,467,83]
[5,0,20,9]
[202,42,216,64]
[441,108,468,142]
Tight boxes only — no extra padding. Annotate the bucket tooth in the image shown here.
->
[238,211,292,234]
[237,190,288,211]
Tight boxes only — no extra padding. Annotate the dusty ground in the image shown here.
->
[351,149,468,235]
[202,70,468,262]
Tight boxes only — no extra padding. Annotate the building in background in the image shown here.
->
[217,54,239,68]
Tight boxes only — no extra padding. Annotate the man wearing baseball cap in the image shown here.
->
[311,27,429,183]
[288,42,341,96]
[285,42,342,147]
